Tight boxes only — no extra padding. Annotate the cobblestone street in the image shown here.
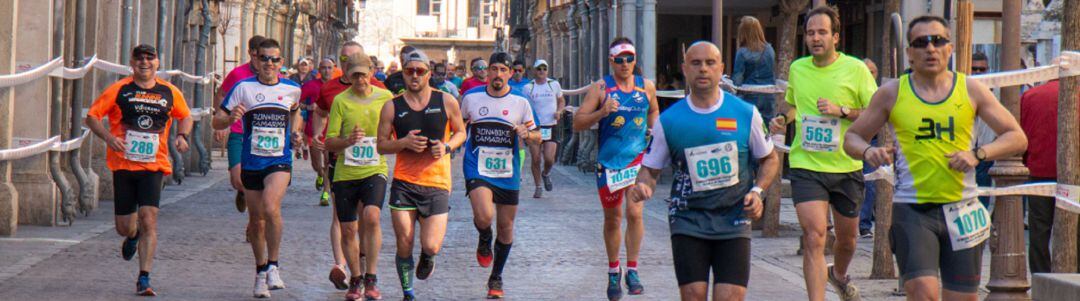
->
[0,154,988,300]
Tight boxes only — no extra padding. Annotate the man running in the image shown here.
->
[300,58,336,205]
[628,41,779,301]
[461,52,539,299]
[215,35,266,213]
[522,59,565,198]
[324,53,394,301]
[458,58,489,95]
[844,15,1027,301]
[212,38,303,299]
[376,49,467,301]
[85,44,192,296]
[766,6,876,301]
[572,37,659,300]
[311,41,387,291]
[508,60,529,92]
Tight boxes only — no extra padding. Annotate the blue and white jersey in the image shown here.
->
[460,86,537,190]
[642,92,773,240]
[597,75,650,169]
[221,77,302,171]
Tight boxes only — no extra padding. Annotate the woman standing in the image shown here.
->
[733,16,777,119]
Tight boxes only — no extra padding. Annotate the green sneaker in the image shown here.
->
[319,191,330,207]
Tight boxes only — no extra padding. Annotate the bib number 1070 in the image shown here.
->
[952,207,988,237]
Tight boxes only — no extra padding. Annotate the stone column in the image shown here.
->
[12,0,59,226]
[568,6,579,90]
[92,0,123,202]
[619,0,635,39]
[640,0,655,80]
[239,0,249,56]
[137,0,156,45]
[253,0,264,36]
[0,0,20,235]
[712,0,722,46]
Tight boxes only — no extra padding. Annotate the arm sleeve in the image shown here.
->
[749,108,775,159]
[325,99,343,139]
[641,121,671,169]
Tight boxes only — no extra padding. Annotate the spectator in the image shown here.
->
[858,58,880,238]
[971,52,995,208]
[732,16,777,119]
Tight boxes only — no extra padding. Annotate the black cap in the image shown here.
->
[132,44,158,58]
[488,52,514,68]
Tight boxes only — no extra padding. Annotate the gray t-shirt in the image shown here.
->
[523,79,563,126]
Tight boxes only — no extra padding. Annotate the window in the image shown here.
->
[418,0,430,15]
[432,0,442,17]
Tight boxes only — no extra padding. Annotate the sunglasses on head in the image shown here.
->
[909,35,950,49]
[612,55,636,65]
[259,55,283,63]
[404,67,429,76]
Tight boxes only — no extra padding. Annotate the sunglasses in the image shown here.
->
[513,68,525,72]
[134,55,157,61]
[612,55,636,65]
[339,55,350,63]
[971,66,988,73]
[909,35,950,49]
[259,55,283,63]
[404,67,429,76]
[536,67,548,71]
[473,66,487,71]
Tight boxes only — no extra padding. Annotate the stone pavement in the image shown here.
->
[0,153,994,300]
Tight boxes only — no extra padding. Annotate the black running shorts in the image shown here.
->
[891,202,984,293]
[241,164,292,191]
[789,168,864,218]
[671,235,750,287]
[389,180,450,217]
[331,174,388,222]
[113,170,164,215]
[466,179,519,206]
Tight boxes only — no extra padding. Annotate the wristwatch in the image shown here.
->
[839,107,849,118]
[750,186,764,195]
[974,147,987,162]
[444,143,452,154]
[177,133,189,142]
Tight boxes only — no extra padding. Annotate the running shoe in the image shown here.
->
[486,276,504,299]
[316,175,324,189]
[235,191,246,213]
[416,254,435,280]
[254,272,271,298]
[345,277,363,301]
[533,187,543,199]
[607,271,623,301]
[625,269,644,295]
[267,265,286,290]
[859,229,873,239]
[136,275,156,296]
[329,264,349,290]
[476,235,493,268]
[121,235,139,261]
[364,277,382,300]
[401,290,416,301]
[543,175,553,191]
[827,264,861,301]
[319,191,330,206]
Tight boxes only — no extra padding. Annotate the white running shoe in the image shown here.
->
[254,272,271,298]
[267,265,286,290]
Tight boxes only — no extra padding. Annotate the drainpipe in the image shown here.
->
[156,0,184,184]
[51,0,75,224]
[121,0,134,62]
[69,0,94,216]
[194,0,211,175]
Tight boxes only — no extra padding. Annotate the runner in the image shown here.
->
[458,58,489,95]
[311,41,388,291]
[766,6,876,301]
[300,57,336,206]
[211,38,303,299]
[85,44,192,297]
[571,37,659,300]
[522,59,565,198]
[214,35,266,213]
[461,52,539,299]
[844,15,1027,301]
[627,41,779,301]
[385,46,442,95]
[376,49,467,301]
[508,60,529,92]
[324,53,394,301]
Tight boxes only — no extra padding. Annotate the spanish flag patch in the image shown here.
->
[715,118,737,131]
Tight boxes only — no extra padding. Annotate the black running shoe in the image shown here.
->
[543,175,553,191]
[122,235,139,261]
[416,253,435,280]
[486,276,504,299]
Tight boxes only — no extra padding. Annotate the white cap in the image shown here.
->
[533,59,549,68]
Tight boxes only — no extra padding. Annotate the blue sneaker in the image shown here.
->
[402,289,416,301]
[625,269,644,295]
[136,275,156,296]
[121,235,138,261]
[607,271,622,301]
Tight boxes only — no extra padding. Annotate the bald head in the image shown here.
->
[863,58,879,79]
[682,41,724,93]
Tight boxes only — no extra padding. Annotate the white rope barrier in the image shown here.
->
[189,107,214,121]
[0,128,94,161]
[0,55,217,88]
[51,129,90,152]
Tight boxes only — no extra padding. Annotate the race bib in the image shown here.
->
[478,146,513,178]
[124,131,159,163]
[943,199,991,251]
[685,141,740,192]
[251,126,286,157]
[540,127,553,141]
[605,164,641,192]
[800,115,841,152]
[344,137,378,167]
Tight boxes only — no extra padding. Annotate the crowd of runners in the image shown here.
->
[84,5,1030,301]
